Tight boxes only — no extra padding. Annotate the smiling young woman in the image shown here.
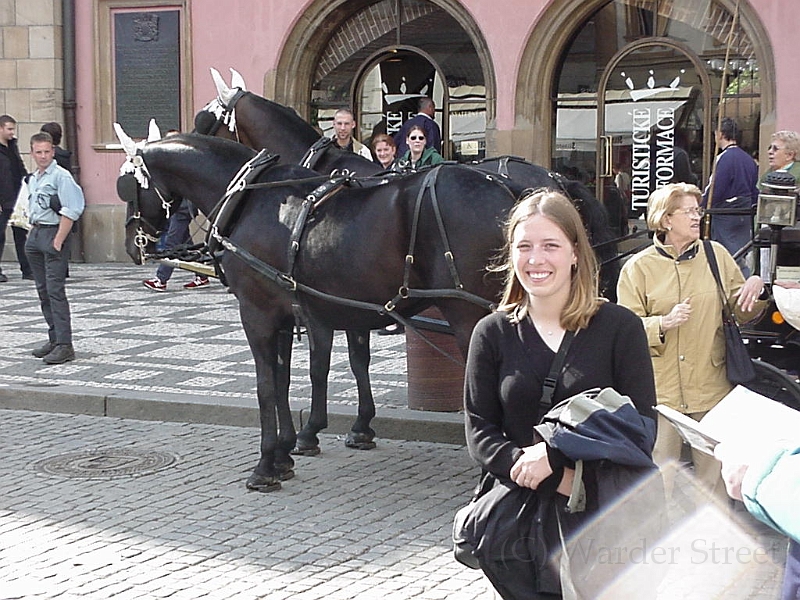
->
[464,188,657,599]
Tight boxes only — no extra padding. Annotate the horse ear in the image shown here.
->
[113,122,138,157]
[210,67,236,106]
[229,68,247,91]
[147,118,162,142]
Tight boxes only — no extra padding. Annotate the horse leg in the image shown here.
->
[274,328,297,480]
[344,329,377,450]
[292,324,334,456]
[242,318,292,492]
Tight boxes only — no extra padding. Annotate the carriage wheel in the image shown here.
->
[744,359,800,412]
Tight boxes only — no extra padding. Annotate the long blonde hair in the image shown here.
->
[493,189,601,329]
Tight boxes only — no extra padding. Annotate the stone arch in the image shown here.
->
[267,0,496,126]
[515,0,776,166]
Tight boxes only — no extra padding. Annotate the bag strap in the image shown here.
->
[541,330,576,409]
[703,240,735,322]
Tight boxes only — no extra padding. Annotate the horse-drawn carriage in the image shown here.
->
[114,69,800,490]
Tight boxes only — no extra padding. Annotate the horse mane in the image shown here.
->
[249,93,317,135]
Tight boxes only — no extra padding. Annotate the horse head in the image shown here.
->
[114,121,179,264]
[192,67,248,140]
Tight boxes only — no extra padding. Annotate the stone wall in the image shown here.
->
[1,0,72,268]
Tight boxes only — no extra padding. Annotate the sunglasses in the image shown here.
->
[768,144,785,152]
[408,135,425,141]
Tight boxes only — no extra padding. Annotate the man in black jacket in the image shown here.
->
[0,114,32,282]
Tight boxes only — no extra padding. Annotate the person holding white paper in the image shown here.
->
[617,183,766,498]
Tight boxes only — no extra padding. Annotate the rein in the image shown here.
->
[205,158,496,325]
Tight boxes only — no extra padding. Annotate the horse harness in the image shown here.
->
[203,153,496,333]
[119,151,181,265]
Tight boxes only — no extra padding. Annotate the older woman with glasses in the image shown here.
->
[757,131,800,280]
[617,182,766,500]
[762,130,800,183]
[397,125,443,170]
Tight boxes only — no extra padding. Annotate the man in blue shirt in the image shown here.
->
[25,131,85,364]
[702,117,759,275]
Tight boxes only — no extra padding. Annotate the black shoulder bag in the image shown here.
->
[453,330,575,569]
[703,240,756,384]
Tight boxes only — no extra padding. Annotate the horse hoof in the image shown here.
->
[246,473,282,492]
[279,469,295,481]
[290,445,321,457]
[345,433,377,450]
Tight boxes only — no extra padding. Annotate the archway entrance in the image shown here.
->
[297,0,490,161]
[538,0,768,221]
[355,48,447,156]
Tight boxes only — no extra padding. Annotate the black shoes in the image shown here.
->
[32,341,56,358]
[0,273,7,283]
[42,343,76,365]
[22,273,35,280]
[377,323,405,336]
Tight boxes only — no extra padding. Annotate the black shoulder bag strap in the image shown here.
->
[541,330,576,409]
[703,240,734,321]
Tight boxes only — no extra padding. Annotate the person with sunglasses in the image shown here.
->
[397,125,443,171]
[618,183,766,502]
[761,131,800,185]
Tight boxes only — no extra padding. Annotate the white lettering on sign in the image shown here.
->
[631,108,651,208]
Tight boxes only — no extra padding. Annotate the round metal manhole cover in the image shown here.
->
[32,448,178,479]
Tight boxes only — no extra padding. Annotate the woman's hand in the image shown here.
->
[735,275,764,312]
[661,297,691,331]
[714,442,749,501]
[510,442,552,490]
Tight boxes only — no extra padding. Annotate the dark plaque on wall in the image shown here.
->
[114,11,181,138]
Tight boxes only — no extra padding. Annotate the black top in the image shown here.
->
[0,138,27,208]
[464,302,656,480]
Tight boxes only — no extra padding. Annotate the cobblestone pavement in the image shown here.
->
[0,410,788,600]
[0,263,410,412]
[0,409,489,600]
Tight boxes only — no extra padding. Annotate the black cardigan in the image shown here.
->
[464,302,656,480]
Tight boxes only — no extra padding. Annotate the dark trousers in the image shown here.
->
[782,539,800,600]
[0,208,32,277]
[155,199,193,282]
[25,226,72,344]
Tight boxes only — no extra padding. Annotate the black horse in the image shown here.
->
[194,74,620,298]
[116,132,519,491]
[194,68,382,177]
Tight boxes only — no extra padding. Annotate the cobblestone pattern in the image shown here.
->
[0,409,488,600]
[0,264,408,411]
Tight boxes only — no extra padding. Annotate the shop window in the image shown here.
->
[554,0,760,209]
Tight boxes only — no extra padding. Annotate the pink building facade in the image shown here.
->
[4,0,798,261]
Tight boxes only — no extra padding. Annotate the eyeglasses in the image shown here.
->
[671,207,705,217]
[768,144,787,152]
[408,135,425,141]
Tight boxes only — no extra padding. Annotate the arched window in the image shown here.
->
[309,0,487,161]
[553,0,760,210]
